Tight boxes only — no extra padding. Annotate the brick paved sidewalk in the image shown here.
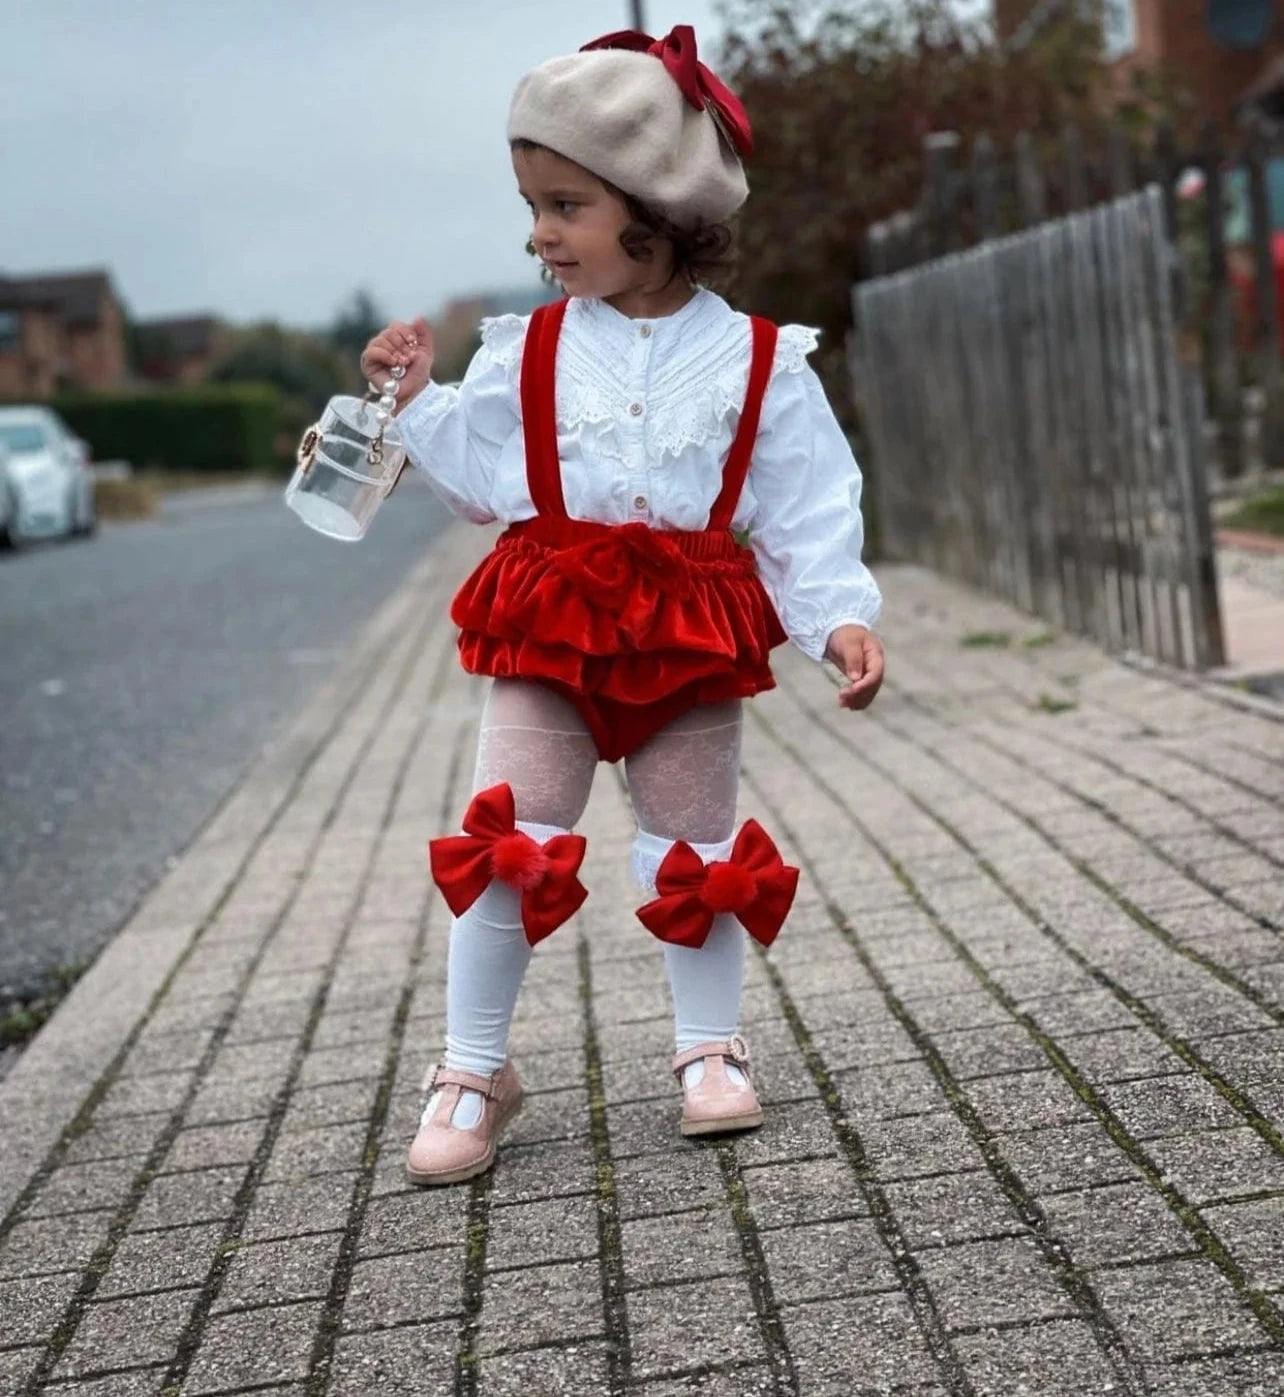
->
[2,527,1283,1397]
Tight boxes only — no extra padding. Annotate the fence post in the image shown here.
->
[1201,119,1242,478]
[1107,122,1134,197]
[1015,131,1047,228]
[1063,124,1088,212]
[923,131,962,258]
[972,133,1000,241]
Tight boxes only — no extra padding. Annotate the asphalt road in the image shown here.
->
[0,476,454,1016]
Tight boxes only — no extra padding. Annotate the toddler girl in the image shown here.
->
[360,25,884,1186]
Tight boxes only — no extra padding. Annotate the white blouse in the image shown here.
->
[396,287,881,661]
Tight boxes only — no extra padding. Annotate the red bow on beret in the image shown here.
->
[428,783,587,946]
[581,24,754,160]
[636,820,798,949]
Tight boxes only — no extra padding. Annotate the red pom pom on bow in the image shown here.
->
[580,24,754,160]
[636,819,798,949]
[429,783,588,946]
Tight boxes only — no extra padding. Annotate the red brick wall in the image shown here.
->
[1122,0,1284,128]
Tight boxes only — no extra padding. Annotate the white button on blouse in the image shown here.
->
[396,288,881,660]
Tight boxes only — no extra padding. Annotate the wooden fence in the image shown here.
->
[853,185,1225,670]
[865,116,1284,482]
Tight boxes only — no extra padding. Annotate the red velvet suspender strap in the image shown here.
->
[520,299,570,518]
[708,317,778,532]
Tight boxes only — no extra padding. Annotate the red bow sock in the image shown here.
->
[635,820,799,950]
[429,783,588,946]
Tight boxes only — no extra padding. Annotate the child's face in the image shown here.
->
[513,145,669,300]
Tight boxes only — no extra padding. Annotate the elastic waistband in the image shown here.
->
[504,516,748,562]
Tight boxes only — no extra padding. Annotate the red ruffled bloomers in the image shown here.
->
[450,297,785,763]
[452,515,786,761]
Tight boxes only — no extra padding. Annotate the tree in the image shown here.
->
[209,322,355,412]
[716,0,1150,423]
[328,288,385,363]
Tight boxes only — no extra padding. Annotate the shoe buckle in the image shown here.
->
[725,1034,750,1066]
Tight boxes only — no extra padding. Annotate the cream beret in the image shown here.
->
[507,28,750,229]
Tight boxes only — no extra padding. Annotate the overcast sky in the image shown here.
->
[3,0,743,328]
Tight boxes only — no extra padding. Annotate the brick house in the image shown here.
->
[0,269,128,398]
[132,315,228,384]
[995,0,1284,129]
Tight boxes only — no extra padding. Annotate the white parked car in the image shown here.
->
[0,406,96,547]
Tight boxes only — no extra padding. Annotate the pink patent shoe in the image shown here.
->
[673,1035,764,1137]
[406,1061,524,1186]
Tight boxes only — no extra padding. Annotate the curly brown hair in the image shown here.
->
[513,139,737,290]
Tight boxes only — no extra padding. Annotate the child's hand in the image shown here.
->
[360,317,435,410]
[825,625,885,710]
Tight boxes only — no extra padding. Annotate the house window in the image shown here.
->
[0,311,20,353]
[1102,0,1137,58]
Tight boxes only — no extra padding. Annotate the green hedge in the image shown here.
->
[50,384,279,472]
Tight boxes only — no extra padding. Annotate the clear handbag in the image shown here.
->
[284,366,407,541]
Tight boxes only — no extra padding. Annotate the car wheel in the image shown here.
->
[0,486,24,550]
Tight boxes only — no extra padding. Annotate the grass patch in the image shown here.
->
[0,963,87,1050]
[1021,629,1057,648]
[960,630,1011,648]
[93,477,158,520]
[1221,485,1284,538]
[1034,692,1077,714]
[134,468,284,494]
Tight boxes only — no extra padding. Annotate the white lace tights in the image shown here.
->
[442,679,747,1084]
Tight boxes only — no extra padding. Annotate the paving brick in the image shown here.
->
[43,1366,168,1395]
[916,1234,1077,1331]
[733,1101,840,1169]
[264,1119,368,1183]
[780,1290,944,1394]
[53,1286,197,1377]
[478,1340,612,1395]
[1146,1348,1284,1396]
[214,1230,343,1311]
[276,1079,375,1134]
[1092,1257,1266,1360]
[98,1222,224,1298]
[340,1247,463,1330]
[833,1059,946,1120]
[485,1195,599,1272]
[953,1317,1123,1396]
[1201,1196,1284,1290]
[1101,1073,1243,1139]
[620,1205,741,1289]
[1038,1182,1195,1268]
[740,1156,866,1232]
[357,1189,466,1257]
[25,1157,141,1220]
[182,1300,322,1393]
[132,1165,244,1231]
[0,1347,41,1391]
[94,1070,194,1121]
[474,1260,602,1355]
[1196,1028,1284,1085]
[0,1268,81,1345]
[958,1070,1094,1133]
[1145,1127,1284,1205]
[327,1320,456,1395]
[488,1138,596,1205]
[632,1367,777,1396]
[928,1022,1049,1079]
[758,1217,898,1302]
[880,1168,1020,1250]
[860,1110,984,1181]
[60,1113,169,1167]
[610,1148,724,1223]
[996,1122,1141,1194]
[241,1171,358,1240]
[627,1274,766,1378]
[163,1119,265,1173]
[0,1208,115,1278]
[1056,1026,1187,1085]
